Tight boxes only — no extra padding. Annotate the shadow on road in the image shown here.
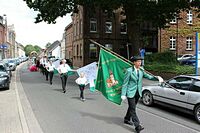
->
[0,88,9,91]
[79,111,135,132]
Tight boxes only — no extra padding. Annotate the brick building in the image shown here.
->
[158,9,200,56]
[65,22,73,60]
[71,6,129,67]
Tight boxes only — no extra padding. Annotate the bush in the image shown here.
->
[144,51,195,75]
[145,51,178,64]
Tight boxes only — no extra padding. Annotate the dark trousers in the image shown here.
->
[49,71,54,84]
[61,74,68,91]
[79,85,85,99]
[45,70,49,80]
[124,90,140,127]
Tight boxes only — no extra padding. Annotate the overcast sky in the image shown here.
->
[0,0,72,48]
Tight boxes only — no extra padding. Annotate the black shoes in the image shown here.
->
[135,125,144,133]
[63,90,66,93]
[50,82,52,85]
[124,119,133,126]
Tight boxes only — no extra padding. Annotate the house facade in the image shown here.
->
[71,6,129,67]
[65,22,73,60]
[158,9,200,56]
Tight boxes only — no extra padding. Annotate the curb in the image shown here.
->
[15,62,43,133]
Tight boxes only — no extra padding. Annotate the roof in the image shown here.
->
[46,40,61,52]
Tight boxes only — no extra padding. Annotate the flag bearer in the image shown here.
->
[121,56,163,133]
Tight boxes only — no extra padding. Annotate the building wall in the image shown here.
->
[60,33,66,59]
[159,10,200,55]
[65,22,73,60]
[52,46,61,59]
[71,6,129,67]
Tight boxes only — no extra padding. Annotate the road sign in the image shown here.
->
[0,44,8,49]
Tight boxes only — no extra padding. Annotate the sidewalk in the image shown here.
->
[0,62,43,133]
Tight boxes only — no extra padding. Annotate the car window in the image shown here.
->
[190,80,200,92]
[0,65,6,71]
[168,77,192,90]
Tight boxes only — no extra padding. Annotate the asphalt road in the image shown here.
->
[19,63,200,133]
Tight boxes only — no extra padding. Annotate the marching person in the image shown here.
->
[46,60,55,85]
[75,72,88,101]
[58,59,76,93]
[39,56,48,75]
[121,55,163,133]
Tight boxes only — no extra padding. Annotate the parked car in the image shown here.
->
[142,75,200,124]
[0,63,10,89]
[179,56,196,66]
[7,59,17,71]
[177,54,193,61]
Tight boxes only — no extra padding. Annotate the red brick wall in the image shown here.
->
[159,10,200,55]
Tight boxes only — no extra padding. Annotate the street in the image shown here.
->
[11,62,198,133]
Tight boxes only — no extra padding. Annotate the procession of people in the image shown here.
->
[30,53,164,133]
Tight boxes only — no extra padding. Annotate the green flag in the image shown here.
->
[95,48,132,105]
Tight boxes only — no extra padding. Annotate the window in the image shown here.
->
[80,20,83,34]
[190,80,200,92]
[89,43,97,58]
[76,22,79,35]
[105,44,112,50]
[77,45,79,56]
[168,77,192,90]
[90,18,97,32]
[169,36,176,50]
[105,21,112,33]
[186,37,192,50]
[120,23,127,34]
[80,44,83,56]
[74,24,76,37]
[170,16,177,24]
[187,10,193,24]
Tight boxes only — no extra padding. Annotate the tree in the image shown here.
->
[24,0,200,55]
[34,45,42,53]
[24,44,42,56]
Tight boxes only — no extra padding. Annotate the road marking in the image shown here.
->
[14,64,30,133]
[138,107,200,133]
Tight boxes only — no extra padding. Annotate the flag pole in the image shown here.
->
[89,39,179,92]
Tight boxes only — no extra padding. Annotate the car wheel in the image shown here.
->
[194,104,200,124]
[142,91,153,106]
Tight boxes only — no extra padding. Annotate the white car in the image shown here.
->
[177,54,193,61]
[142,75,200,124]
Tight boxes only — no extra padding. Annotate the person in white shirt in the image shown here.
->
[75,72,88,101]
[46,60,55,85]
[39,56,48,75]
[58,59,76,93]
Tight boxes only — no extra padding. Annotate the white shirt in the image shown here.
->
[47,63,55,72]
[40,58,47,65]
[75,77,87,85]
[58,63,72,74]
[134,66,140,76]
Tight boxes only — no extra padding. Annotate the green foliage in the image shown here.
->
[23,0,200,28]
[145,51,178,64]
[24,44,41,56]
[144,51,195,75]
[144,63,195,75]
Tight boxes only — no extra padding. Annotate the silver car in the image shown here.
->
[142,75,200,124]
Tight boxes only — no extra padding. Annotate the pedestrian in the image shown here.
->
[75,72,88,101]
[46,60,55,85]
[58,59,76,93]
[139,48,145,66]
[40,56,48,75]
[121,55,163,133]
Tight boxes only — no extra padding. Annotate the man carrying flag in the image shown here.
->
[121,56,163,133]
